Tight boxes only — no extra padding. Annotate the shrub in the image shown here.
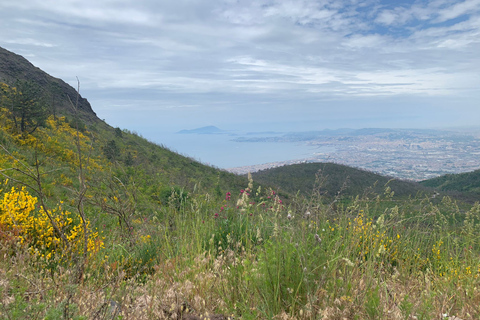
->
[0,185,103,261]
[159,186,188,209]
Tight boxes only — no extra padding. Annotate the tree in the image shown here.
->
[114,127,123,138]
[48,81,63,120]
[124,151,134,166]
[0,80,48,134]
[103,139,120,161]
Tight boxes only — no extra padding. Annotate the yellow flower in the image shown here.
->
[0,186,103,260]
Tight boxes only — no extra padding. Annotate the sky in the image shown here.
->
[0,0,479,136]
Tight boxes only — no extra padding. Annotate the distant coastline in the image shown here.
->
[163,126,480,181]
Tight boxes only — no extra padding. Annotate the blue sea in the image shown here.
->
[154,132,330,169]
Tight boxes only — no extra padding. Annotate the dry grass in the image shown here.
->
[1,178,480,319]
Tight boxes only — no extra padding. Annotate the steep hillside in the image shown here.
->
[251,162,431,199]
[420,169,480,194]
[0,47,248,204]
[0,115,248,211]
[0,46,97,122]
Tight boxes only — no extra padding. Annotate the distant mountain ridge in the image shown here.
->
[0,46,98,122]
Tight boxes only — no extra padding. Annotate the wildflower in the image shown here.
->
[225,192,231,200]
[287,213,292,220]
[342,258,355,267]
[214,213,219,218]
[315,234,322,245]
[305,211,311,217]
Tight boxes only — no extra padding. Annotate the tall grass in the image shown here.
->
[1,176,480,319]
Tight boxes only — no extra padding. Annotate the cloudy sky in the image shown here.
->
[1,0,479,136]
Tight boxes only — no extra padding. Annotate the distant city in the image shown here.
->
[226,127,480,181]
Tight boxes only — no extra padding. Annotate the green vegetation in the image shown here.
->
[421,169,480,194]
[0,57,479,318]
[251,162,431,200]
[0,81,48,134]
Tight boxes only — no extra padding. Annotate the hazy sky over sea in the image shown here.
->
[0,0,479,134]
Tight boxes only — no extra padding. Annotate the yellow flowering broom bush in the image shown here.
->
[0,184,103,260]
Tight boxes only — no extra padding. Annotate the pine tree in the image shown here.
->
[0,80,48,134]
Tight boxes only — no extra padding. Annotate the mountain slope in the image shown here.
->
[420,169,480,194]
[0,47,248,203]
[0,46,97,122]
[251,162,431,199]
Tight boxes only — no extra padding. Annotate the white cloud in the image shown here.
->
[374,0,480,27]
[375,10,398,25]
[2,0,156,25]
[5,38,57,48]
[0,0,479,132]
[436,0,480,22]
[343,34,385,48]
